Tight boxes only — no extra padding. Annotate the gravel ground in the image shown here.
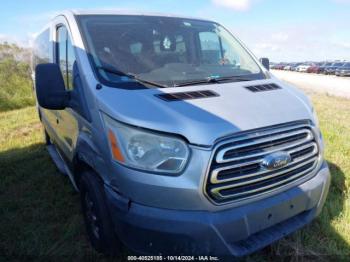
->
[272,70,350,98]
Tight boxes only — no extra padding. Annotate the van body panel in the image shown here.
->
[32,10,330,256]
[105,162,330,256]
[97,78,314,146]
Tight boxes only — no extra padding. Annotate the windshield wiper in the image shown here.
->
[174,75,252,87]
[96,66,167,88]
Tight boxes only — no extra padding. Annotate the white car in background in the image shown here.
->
[296,64,311,72]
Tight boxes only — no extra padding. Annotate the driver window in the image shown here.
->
[199,32,222,64]
[56,25,76,90]
[221,38,240,67]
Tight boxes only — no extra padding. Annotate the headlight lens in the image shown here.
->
[103,114,189,174]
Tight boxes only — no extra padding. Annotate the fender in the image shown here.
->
[73,131,111,186]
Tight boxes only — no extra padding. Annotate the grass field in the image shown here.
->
[0,93,349,261]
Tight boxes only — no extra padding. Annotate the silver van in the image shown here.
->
[32,10,330,257]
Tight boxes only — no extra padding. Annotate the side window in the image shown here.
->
[57,26,68,88]
[56,25,76,90]
[199,32,222,64]
[221,37,240,67]
[33,29,51,69]
[67,36,76,89]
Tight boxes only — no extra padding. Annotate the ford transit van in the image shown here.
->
[32,10,330,257]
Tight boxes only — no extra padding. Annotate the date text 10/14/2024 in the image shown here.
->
[127,256,220,261]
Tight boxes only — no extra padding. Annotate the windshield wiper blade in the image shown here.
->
[96,66,167,88]
[214,76,252,82]
[173,78,217,87]
[174,75,251,87]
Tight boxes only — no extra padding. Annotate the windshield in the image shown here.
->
[77,15,265,88]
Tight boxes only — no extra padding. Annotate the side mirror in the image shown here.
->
[260,58,270,71]
[35,63,70,110]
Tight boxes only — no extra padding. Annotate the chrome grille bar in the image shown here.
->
[210,142,318,184]
[210,160,317,200]
[211,157,317,188]
[205,122,320,204]
[216,129,313,163]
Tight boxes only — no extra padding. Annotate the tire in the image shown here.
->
[79,170,121,256]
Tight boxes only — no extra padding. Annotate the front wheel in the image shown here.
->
[80,170,122,256]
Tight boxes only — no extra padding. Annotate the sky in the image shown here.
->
[0,0,349,62]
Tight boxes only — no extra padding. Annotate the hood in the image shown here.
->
[97,78,314,146]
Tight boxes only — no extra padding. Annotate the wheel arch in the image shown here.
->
[72,132,107,189]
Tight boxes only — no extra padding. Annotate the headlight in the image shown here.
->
[103,114,189,174]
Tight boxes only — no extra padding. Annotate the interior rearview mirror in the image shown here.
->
[260,58,270,71]
[35,63,70,110]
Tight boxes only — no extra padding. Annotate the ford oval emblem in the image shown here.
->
[261,151,291,170]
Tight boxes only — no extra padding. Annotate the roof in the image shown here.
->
[62,9,214,22]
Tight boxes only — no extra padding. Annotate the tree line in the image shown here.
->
[0,42,34,111]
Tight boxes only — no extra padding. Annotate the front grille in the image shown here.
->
[205,121,319,204]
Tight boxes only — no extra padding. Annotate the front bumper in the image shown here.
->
[105,161,330,257]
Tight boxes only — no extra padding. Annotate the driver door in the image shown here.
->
[54,25,79,160]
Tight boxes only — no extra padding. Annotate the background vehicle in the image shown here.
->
[32,10,330,257]
[324,62,345,75]
[296,63,311,72]
[290,63,302,71]
[272,63,286,70]
[269,62,277,69]
[307,62,322,73]
[335,62,350,76]
[317,62,332,74]
[283,64,292,70]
